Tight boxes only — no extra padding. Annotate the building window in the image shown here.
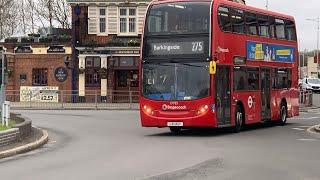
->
[119,7,136,34]
[85,69,101,87]
[99,8,107,34]
[85,57,101,87]
[32,68,48,86]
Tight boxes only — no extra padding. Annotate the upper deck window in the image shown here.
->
[285,20,297,41]
[245,12,258,35]
[218,6,232,32]
[275,19,286,39]
[146,2,210,35]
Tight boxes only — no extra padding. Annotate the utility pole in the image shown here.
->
[266,0,269,10]
[306,17,320,76]
[0,50,5,108]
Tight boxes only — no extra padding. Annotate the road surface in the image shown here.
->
[0,110,320,180]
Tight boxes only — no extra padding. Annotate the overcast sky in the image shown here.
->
[245,0,319,51]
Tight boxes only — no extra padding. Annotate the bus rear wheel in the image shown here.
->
[169,127,182,135]
[234,105,244,133]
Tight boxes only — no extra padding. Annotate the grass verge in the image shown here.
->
[0,120,16,131]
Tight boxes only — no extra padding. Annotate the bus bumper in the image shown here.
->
[140,111,216,128]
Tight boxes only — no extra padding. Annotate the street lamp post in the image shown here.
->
[306,17,320,75]
[265,0,269,10]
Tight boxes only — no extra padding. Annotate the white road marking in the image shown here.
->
[298,126,311,128]
[302,117,320,120]
[292,128,305,131]
[297,138,318,142]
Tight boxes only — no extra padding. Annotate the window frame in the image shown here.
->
[218,6,232,32]
[272,68,292,89]
[32,68,48,86]
[285,20,297,41]
[98,7,107,35]
[233,66,260,92]
[216,5,297,42]
[118,7,137,35]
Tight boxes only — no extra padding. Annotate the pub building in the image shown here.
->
[67,0,150,101]
[0,38,72,102]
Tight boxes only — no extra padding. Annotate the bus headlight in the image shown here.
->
[196,105,209,115]
[143,105,154,115]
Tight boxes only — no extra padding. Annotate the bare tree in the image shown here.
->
[33,0,55,29]
[53,0,71,29]
[0,0,18,39]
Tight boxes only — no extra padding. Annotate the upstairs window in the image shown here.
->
[258,15,269,37]
[275,19,285,39]
[246,12,258,35]
[99,8,107,33]
[285,20,297,41]
[231,8,245,34]
[119,8,137,34]
[269,17,276,38]
[218,6,232,32]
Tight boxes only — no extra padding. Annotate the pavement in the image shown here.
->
[0,110,319,180]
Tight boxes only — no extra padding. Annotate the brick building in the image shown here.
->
[67,0,151,100]
[0,39,72,102]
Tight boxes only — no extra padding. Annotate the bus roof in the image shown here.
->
[150,0,295,21]
[220,0,295,21]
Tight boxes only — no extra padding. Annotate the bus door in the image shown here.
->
[215,66,231,126]
[261,68,271,120]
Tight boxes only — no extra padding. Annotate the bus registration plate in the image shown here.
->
[167,122,183,127]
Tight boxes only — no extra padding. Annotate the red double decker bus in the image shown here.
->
[140,0,299,133]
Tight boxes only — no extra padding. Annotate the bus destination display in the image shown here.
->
[149,41,205,56]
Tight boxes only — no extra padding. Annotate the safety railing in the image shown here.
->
[5,90,140,110]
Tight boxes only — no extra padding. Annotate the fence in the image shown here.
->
[6,90,139,110]
[299,90,313,107]
[4,89,317,110]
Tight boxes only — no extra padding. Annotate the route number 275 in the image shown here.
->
[192,42,204,52]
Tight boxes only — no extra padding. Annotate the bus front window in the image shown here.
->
[142,62,210,101]
[146,2,210,35]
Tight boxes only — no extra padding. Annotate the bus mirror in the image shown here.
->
[209,61,216,75]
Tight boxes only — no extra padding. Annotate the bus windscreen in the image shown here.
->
[146,2,210,35]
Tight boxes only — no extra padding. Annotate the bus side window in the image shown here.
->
[285,20,297,41]
[218,6,232,32]
[245,12,258,35]
[230,8,245,34]
[258,14,269,37]
[275,18,286,39]
[269,16,276,38]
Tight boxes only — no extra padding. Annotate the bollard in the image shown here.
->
[2,101,10,127]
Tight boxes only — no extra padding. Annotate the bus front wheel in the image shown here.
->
[279,104,287,126]
[169,127,182,135]
[234,105,244,133]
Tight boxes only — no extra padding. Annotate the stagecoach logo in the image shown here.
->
[162,104,187,111]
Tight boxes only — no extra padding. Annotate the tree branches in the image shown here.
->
[0,0,71,40]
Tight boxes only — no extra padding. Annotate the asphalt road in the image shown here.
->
[0,110,320,180]
[313,94,320,107]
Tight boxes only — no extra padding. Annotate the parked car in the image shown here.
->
[302,77,320,93]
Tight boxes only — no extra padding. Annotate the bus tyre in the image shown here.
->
[170,127,182,135]
[234,105,243,133]
[279,104,287,126]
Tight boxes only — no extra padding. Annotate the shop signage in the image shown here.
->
[47,45,66,53]
[20,86,59,103]
[15,46,33,53]
[54,67,68,82]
